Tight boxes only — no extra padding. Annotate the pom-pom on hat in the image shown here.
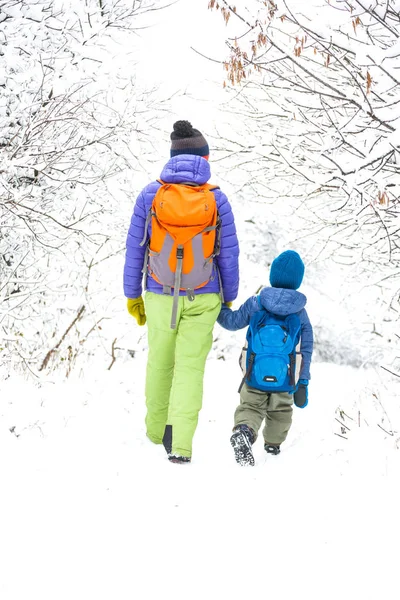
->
[170,120,209,158]
[269,250,305,290]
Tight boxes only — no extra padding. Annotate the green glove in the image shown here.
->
[127,297,146,326]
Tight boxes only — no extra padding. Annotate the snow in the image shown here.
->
[1,357,399,600]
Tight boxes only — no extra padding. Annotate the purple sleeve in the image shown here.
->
[123,189,148,299]
[215,190,240,302]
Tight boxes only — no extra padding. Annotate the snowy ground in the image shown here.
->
[1,354,399,600]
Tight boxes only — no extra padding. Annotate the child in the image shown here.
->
[217,250,313,466]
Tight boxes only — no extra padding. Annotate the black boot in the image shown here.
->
[230,424,255,466]
[168,454,191,464]
[264,443,280,455]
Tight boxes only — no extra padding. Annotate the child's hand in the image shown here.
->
[224,302,233,308]
[294,379,308,408]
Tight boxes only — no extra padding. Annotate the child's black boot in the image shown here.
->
[230,424,255,466]
[264,443,281,455]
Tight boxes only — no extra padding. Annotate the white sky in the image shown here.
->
[135,0,234,121]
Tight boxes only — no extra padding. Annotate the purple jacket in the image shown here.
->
[123,155,240,301]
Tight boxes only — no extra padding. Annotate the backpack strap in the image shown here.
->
[171,245,184,329]
[170,216,219,327]
[180,182,220,190]
[213,215,222,257]
[139,181,163,289]
[139,208,153,247]
[180,181,199,187]
[216,264,224,303]
[141,245,149,289]
[169,181,220,190]
[238,351,256,393]
[289,352,296,387]
[140,181,163,247]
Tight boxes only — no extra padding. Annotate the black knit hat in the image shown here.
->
[170,120,209,158]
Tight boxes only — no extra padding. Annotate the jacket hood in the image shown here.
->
[259,286,307,316]
[160,155,211,185]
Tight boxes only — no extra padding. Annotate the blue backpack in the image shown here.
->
[239,305,301,394]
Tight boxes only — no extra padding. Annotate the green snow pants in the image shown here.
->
[235,383,294,446]
[144,291,221,458]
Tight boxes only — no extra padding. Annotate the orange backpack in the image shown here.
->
[140,180,222,328]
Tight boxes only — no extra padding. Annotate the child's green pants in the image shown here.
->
[144,291,221,458]
[235,383,294,445]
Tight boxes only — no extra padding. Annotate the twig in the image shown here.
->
[381,366,400,378]
[83,317,106,340]
[334,432,348,439]
[107,337,117,370]
[335,417,351,431]
[354,0,399,38]
[377,424,394,436]
[340,410,355,422]
[39,305,86,371]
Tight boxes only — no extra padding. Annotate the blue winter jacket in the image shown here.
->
[217,287,314,380]
[123,155,240,301]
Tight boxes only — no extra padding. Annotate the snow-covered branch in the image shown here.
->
[0,0,167,377]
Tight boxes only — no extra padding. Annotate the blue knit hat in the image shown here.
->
[269,250,305,290]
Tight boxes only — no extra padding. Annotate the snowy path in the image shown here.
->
[1,358,399,600]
